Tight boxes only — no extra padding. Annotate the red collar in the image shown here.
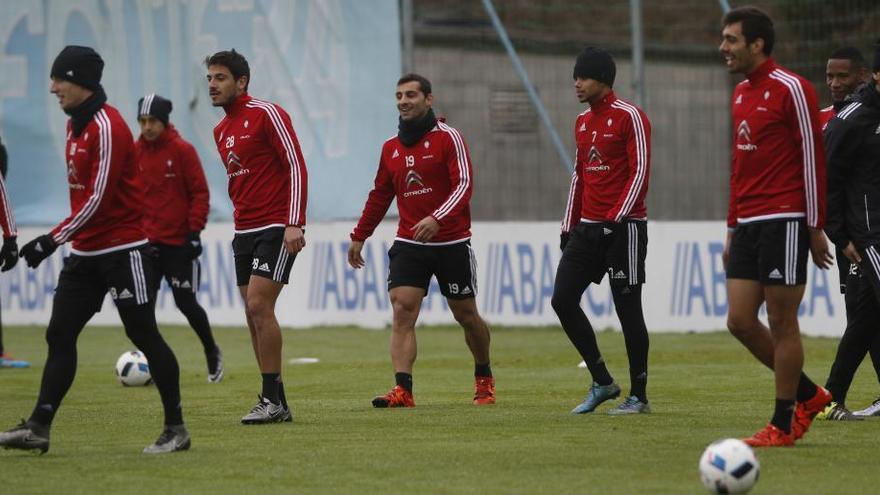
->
[224,93,252,117]
[746,58,776,85]
[588,90,617,113]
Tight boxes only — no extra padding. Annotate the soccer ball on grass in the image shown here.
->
[699,438,759,494]
[115,350,153,386]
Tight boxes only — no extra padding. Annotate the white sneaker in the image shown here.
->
[853,396,880,417]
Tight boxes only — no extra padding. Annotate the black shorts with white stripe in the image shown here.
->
[562,221,647,287]
[153,243,201,294]
[56,244,158,312]
[387,240,477,299]
[727,219,808,286]
[232,227,297,286]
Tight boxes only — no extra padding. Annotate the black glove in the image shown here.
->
[0,236,17,272]
[560,232,570,251]
[186,232,202,259]
[19,234,57,268]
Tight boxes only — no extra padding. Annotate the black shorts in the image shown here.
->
[727,219,808,285]
[387,240,477,299]
[561,221,647,286]
[232,227,296,286]
[154,243,200,293]
[56,244,158,312]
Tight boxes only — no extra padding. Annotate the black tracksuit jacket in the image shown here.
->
[824,84,880,253]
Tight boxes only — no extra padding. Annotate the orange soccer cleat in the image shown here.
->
[792,386,833,440]
[742,423,795,447]
[371,385,415,408]
[473,376,496,405]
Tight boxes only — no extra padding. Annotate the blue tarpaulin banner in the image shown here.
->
[0,0,401,224]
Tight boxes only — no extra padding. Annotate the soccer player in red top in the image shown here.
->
[135,93,222,383]
[0,46,190,454]
[206,49,307,423]
[553,47,652,415]
[719,7,833,447]
[0,136,29,369]
[348,74,494,408]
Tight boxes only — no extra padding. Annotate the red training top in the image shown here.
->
[213,93,307,233]
[351,119,473,245]
[51,103,147,254]
[135,124,209,245]
[562,90,651,232]
[727,58,826,229]
[818,105,835,131]
[0,171,15,239]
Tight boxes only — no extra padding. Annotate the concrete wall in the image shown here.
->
[414,46,734,221]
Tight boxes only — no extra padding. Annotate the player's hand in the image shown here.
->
[348,241,365,269]
[808,227,833,269]
[411,216,440,243]
[560,232,570,251]
[723,230,733,268]
[186,231,203,259]
[284,226,305,254]
[842,241,862,264]
[0,236,18,271]
[19,234,57,268]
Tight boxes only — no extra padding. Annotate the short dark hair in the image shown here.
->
[722,6,775,56]
[829,46,866,69]
[205,49,250,89]
[397,73,432,96]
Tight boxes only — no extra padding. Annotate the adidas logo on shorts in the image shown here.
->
[603,228,613,235]
[118,288,133,299]
[769,268,783,279]
[460,286,472,295]
[612,270,627,279]
[259,263,271,272]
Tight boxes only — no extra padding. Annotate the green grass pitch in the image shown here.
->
[1,324,878,494]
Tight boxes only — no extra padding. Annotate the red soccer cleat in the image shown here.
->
[742,423,795,447]
[473,376,496,405]
[792,386,832,440]
[371,385,415,408]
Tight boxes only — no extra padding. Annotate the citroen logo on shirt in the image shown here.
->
[584,145,610,172]
[403,169,432,198]
[225,150,250,178]
[405,169,425,189]
[736,120,757,151]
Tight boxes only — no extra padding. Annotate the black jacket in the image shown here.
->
[824,84,880,251]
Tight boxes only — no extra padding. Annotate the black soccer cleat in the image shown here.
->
[0,420,50,454]
[207,347,224,383]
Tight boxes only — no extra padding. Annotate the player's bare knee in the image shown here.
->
[726,314,758,339]
[245,295,273,323]
[452,306,478,328]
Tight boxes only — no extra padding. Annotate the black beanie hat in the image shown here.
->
[874,38,880,72]
[50,45,104,91]
[573,47,616,87]
[137,94,173,126]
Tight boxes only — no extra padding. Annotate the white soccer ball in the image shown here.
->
[699,438,760,494]
[115,350,153,387]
